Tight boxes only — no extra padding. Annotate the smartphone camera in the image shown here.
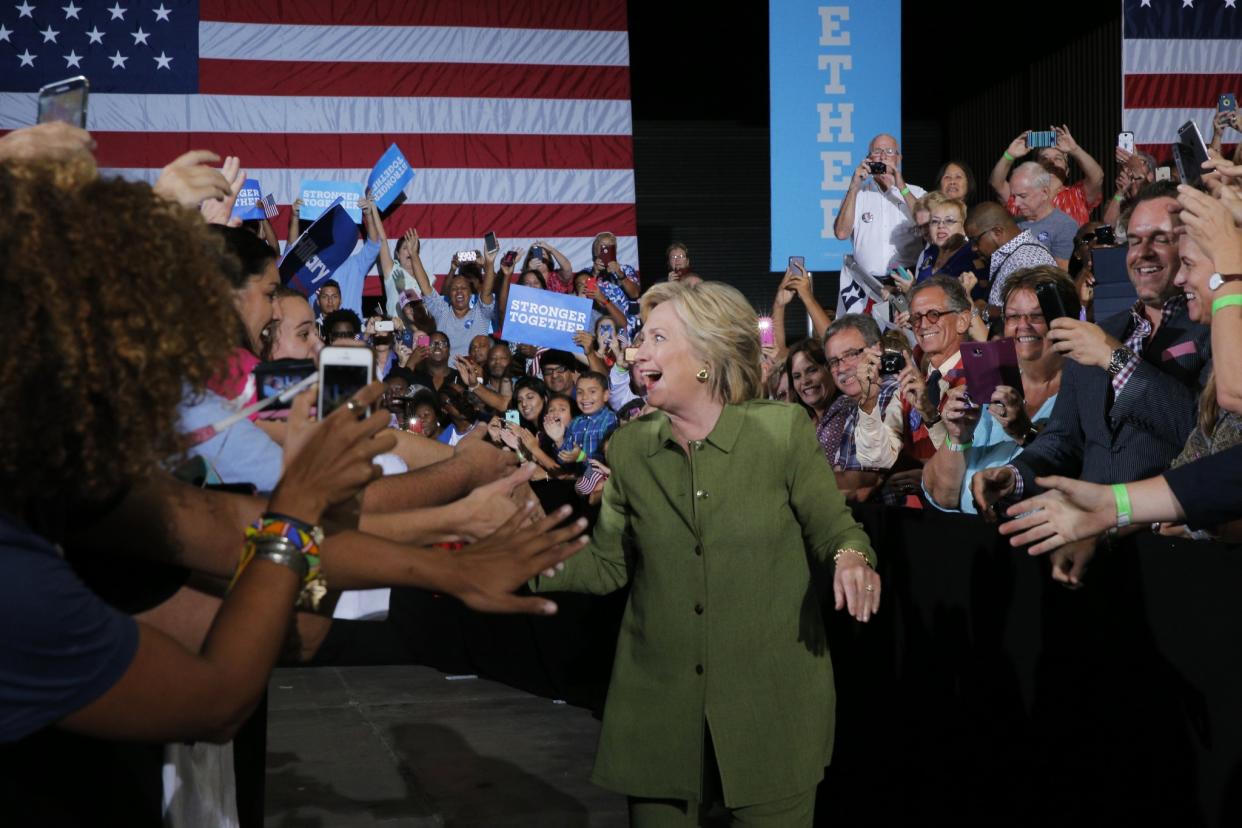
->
[1094,225,1116,245]
[501,250,518,268]
[375,320,395,333]
[880,350,906,375]
[868,161,887,175]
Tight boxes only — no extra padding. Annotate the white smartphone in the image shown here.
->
[374,320,395,333]
[317,346,374,420]
[1118,131,1135,154]
[37,75,89,128]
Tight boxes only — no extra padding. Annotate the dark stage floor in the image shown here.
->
[265,665,627,827]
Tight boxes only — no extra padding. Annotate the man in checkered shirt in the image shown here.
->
[970,182,1210,586]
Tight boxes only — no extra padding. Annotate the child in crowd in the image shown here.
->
[556,372,618,486]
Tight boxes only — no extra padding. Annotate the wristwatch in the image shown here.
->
[1208,272,1242,290]
[1107,346,1136,377]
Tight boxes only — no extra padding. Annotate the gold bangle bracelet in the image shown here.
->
[833,547,874,569]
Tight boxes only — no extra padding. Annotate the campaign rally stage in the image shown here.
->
[503,285,594,351]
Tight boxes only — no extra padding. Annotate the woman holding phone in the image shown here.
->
[531,281,879,827]
[922,267,1076,513]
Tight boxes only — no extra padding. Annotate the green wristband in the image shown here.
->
[1112,483,1132,528]
[1112,193,1125,202]
[899,186,911,197]
[1003,150,1016,162]
[946,436,972,453]
[577,449,587,463]
[1212,294,1242,315]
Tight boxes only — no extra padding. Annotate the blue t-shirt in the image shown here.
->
[0,514,139,742]
[178,389,283,492]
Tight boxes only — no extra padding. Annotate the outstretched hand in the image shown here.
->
[832,552,880,623]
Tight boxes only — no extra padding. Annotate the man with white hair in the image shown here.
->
[1009,161,1077,268]
[833,133,926,318]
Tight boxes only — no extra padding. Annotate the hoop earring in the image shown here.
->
[696,367,709,383]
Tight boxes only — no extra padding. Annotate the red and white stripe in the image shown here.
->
[0,0,637,294]
[1123,39,1241,163]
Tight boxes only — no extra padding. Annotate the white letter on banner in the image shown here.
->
[817,54,851,95]
[817,102,855,143]
[820,199,842,239]
[821,151,852,189]
[818,7,850,46]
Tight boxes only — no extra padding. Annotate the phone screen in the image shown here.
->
[254,359,316,410]
[319,363,371,419]
[1026,130,1056,149]
[38,81,87,127]
[484,232,499,255]
[1219,94,1237,113]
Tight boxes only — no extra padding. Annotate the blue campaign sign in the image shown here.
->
[502,285,594,351]
[230,178,265,221]
[279,199,361,296]
[769,1,902,272]
[367,143,416,211]
[299,180,363,224]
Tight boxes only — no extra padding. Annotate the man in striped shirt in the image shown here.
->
[990,125,1105,226]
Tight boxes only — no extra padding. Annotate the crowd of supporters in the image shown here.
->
[2,104,1242,824]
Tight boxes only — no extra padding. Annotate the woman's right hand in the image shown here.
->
[269,381,396,525]
[1005,132,1030,161]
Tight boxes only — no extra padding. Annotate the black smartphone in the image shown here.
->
[1173,120,1209,187]
[253,359,316,410]
[868,161,887,174]
[1094,225,1116,245]
[500,250,518,269]
[1035,281,1068,324]
[880,351,906,375]
[1027,130,1056,149]
[37,75,89,128]
[483,231,499,256]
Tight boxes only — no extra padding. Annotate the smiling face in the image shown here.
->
[1175,233,1214,323]
[542,363,576,395]
[515,386,544,423]
[633,301,710,415]
[789,350,831,413]
[234,260,280,353]
[1125,197,1181,308]
[428,332,450,366]
[575,376,608,415]
[825,327,877,400]
[1002,288,1051,362]
[939,163,968,199]
[910,285,969,364]
[446,275,473,313]
[270,294,324,361]
[928,204,965,247]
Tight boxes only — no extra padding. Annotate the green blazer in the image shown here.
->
[533,399,875,807]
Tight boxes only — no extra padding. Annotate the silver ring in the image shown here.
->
[864,584,875,593]
[344,399,365,420]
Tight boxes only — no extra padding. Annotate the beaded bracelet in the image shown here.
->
[833,547,875,569]
[230,518,327,610]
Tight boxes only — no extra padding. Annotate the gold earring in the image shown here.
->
[696,367,709,383]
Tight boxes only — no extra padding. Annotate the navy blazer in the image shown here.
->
[1013,302,1211,491]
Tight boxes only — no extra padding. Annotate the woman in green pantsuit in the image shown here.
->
[534,281,880,827]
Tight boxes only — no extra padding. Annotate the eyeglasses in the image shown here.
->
[543,365,569,375]
[1002,311,1046,325]
[826,347,866,371]
[869,147,898,157]
[928,216,961,227]
[967,227,997,247]
[909,309,955,327]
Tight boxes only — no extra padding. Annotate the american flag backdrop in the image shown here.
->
[1123,0,1242,163]
[0,1,638,295]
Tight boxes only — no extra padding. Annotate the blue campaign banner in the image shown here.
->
[279,198,361,296]
[502,284,594,351]
[769,1,902,272]
[367,143,415,211]
[299,180,363,224]
[230,178,265,221]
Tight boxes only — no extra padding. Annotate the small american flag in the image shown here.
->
[1123,0,1242,162]
[0,1,637,295]
[261,192,278,220]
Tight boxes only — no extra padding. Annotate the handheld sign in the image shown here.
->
[299,180,363,223]
[278,198,360,296]
[230,178,265,221]
[367,143,415,211]
[502,284,594,352]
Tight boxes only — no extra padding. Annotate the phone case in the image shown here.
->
[959,339,1021,406]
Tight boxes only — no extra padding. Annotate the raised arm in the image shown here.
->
[833,159,870,240]
[1056,125,1104,206]
[989,132,1030,202]
[403,228,435,296]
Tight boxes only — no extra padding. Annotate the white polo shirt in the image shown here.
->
[850,179,926,276]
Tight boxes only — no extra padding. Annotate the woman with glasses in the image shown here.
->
[922,267,1076,513]
[913,193,975,284]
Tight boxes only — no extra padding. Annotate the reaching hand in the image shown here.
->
[153,151,231,207]
[1048,538,1096,589]
[446,500,591,615]
[572,329,595,354]
[941,385,981,443]
[970,466,1017,522]
[543,414,567,445]
[958,271,977,296]
[999,475,1118,554]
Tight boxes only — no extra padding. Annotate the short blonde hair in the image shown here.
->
[921,190,966,222]
[640,281,764,405]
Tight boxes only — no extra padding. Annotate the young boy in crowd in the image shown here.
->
[557,371,618,484]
